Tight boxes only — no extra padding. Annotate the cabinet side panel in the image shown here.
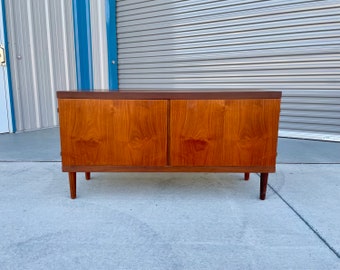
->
[170,99,280,167]
[58,99,168,166]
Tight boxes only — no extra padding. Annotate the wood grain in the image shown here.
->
[170,99,280,167]
[59,99,168,166]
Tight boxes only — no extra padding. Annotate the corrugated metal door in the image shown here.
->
[116,0,340,141]
[4,0,76,131]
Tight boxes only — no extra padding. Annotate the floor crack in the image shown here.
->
[268,183,340,259]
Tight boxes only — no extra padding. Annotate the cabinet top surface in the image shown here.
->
[57,90,281,100]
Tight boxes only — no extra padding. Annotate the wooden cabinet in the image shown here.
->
[57,91,281,200]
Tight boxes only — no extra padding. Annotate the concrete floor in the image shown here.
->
[0,128,339,269]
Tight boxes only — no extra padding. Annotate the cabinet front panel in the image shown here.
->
[59,99,168,166]
[170,99,280,167]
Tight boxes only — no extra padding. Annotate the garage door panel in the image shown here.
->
[117,0,340,141]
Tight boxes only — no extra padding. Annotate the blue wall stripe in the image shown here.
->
[72,0,93,91]
[1,0,16,132]
[106,0,118,91]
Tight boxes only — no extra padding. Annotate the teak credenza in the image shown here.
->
[57,91,281,200]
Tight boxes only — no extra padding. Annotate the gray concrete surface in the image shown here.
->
[0,128,339,269]
[0,128,60,161]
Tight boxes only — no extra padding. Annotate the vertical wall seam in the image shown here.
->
[1,0,16,132]
[44,0,57,125]
[89,0,108,90]
[72,0,93,91]
[61,0,71,90]
[8,0,24,131]
[26,0,41,128]
[85,0,93,90]
[106,0,118,90]
[98,0,106,89]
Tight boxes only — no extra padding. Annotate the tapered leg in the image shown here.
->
[244,172,250,181]
[85,172,91,180]
[260,173,268,200]
[69,172,77,199]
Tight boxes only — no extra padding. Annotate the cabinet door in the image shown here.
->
[59,99,168,166]
[170,99,280,167]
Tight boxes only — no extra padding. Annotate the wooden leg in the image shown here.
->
[69,172,77,199]
[260,173,268,200]
[244,172,250,181]
[85,172,91,180]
